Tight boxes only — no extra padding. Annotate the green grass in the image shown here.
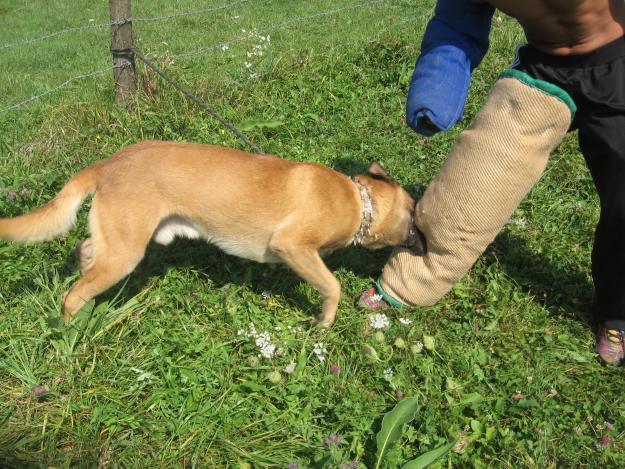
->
[1,0,624,467]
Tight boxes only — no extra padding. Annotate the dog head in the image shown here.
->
[353,162,426,255]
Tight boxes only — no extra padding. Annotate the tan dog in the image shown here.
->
[0,141,422,326]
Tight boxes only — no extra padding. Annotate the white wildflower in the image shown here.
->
[221,44,230,51]
[411,341,424,354]
[244,62,252,68]
[256,331,277,359]
[284,362,296,374]
[399,317,413,325]
[509,216,527,229]
[131,367,152,382]
[238,323,282,359]
[383,367,393,378]
[313,342,327,363]
[369,313,390,330]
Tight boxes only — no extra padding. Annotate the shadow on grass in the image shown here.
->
[102,225,593,326]
[491,230,594,325]
[52,208,593,331]
[97,237,394,316]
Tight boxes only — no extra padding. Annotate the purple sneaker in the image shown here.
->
[358,287,390,310]
[596,324,625,365]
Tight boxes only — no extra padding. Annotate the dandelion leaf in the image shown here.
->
[374,397,419,468]
[401,441,455,469]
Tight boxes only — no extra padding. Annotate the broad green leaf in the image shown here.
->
[238,120,284,131]
[567,351,590,363]
[516,398,539,408]
[91,297,142,341]
[470,419,482,433]
[374,397,419,469]
[458,392,483,406]
[401,441,455,469]
[238,380,268,393]
[64,299,96,354]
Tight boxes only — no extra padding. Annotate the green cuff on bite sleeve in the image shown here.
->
[375,279,406,308]
[499,69,576,119]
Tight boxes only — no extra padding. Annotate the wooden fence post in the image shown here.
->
[109,0,136,103]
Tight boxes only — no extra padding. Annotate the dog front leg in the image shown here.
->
[269,240,341,327]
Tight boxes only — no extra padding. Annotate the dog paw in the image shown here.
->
[310,317,333,328]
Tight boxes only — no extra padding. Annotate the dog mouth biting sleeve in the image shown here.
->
[378,70,576,306]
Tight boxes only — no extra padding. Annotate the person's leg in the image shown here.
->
[371,72,574,307]
[580,131,625,325]
[578,84,625,364]
[510,40,625,364]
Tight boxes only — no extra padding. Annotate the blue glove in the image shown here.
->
[406,0,495,136]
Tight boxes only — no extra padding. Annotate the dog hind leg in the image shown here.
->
[75,238,95,275]
[62,245,146,320]
[62,197,154,320]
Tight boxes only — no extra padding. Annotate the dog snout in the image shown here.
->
[405,224,427,256]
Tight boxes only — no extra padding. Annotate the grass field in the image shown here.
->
[1,0,624,467]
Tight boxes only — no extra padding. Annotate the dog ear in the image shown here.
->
[368,161,392,181]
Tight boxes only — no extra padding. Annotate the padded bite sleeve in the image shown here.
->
[380,72,575,305]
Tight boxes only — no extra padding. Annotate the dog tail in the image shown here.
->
[0,166,97,243]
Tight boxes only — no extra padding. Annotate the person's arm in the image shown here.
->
[406,0,495,136]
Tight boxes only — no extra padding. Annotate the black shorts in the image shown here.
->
[512,36,625,324]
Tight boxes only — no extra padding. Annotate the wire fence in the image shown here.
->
[0,0,255,51]
[0,0,432,117]
[0,62,132,115]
